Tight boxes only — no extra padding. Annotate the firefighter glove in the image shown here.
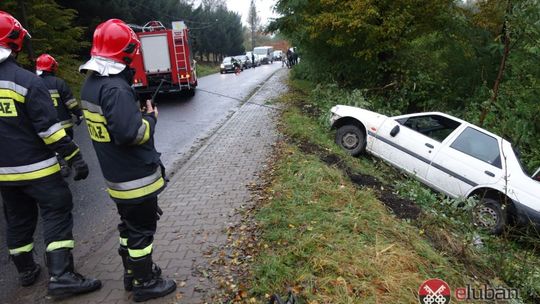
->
[71,155,89,181]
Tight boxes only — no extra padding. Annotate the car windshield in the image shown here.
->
[234,56,244,61]
[223,57,232,63]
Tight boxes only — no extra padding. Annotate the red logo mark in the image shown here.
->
[418,278,451,304]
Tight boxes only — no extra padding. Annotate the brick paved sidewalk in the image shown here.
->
[14,69,287,304]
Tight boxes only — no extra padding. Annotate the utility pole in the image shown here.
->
[248,0,260,50]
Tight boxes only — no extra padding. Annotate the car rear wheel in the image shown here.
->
[335,125,366,156]
[473,198,506,235]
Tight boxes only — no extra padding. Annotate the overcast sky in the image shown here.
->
[227,0,279,26]
[192,0,279,26]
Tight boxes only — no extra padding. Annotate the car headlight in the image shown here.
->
[220,64,225,68]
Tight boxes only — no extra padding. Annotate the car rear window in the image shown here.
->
[450,127,501,168]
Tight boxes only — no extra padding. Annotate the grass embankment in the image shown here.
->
[243,87,467,304]
[197,61,220,77]
[230,79,540,303]
[251,145,470,303]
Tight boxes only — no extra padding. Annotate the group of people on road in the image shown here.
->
[0,11,176,302]
[285,48,299,69]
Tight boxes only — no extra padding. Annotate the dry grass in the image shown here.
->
[249,144,472,303]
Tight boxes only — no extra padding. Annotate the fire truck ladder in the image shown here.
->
[142,21,166,32]
[172,30,191,91]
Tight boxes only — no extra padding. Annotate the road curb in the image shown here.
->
[165,68,283,185]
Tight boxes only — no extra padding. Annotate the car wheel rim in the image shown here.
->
[342,132,359,149]
[475,206,498,229]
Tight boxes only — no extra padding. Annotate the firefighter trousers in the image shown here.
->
[116,196,158,259]
[1,175,74,254]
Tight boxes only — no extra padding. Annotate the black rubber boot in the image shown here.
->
[46,249,102,298]
[129,254,176,302]
[119,247,162,291]
[11,252,41,287]
[119,246,134,291]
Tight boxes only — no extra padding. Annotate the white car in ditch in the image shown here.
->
[329,105,540,234]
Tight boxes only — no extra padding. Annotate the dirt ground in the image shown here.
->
[296,140,422,220]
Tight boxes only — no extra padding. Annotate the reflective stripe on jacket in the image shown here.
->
[0,57,80,185]
[40,73,82,131]
[80,71,164,203]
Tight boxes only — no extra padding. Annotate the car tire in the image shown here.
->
[473,198,506,235]
[335,125,366,156]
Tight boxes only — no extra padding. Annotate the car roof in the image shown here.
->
[393,111,504,141]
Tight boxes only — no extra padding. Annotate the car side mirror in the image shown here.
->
[390,125,400,137]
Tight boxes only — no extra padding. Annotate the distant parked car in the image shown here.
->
[246,52,261,67]
[234,55,252,69]
[220,57,240,74]
[273,50,283,61]
[254,54,263,66]
[330,105,540,234]
[254,46,274,64]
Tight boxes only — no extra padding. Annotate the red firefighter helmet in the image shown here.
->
[0,11,30,52]
[90,19,140,65]
[36,54,58,72]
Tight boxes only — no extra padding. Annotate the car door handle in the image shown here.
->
[484,170,495,177]
[425,143,434,149]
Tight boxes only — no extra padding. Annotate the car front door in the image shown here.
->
[371,114,461,182]
[426,126,504,197]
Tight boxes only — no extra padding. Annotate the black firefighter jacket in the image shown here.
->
[40,72,83,130]
[80,71,164,204]
[0,57,81,185]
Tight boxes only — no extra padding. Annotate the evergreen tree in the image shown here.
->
[248,0,260,50]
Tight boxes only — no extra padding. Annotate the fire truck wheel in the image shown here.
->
[186,89,196,97]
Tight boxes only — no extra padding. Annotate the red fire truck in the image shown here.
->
[131,21,197,97]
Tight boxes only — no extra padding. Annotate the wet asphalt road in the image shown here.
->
[0,62,282,300]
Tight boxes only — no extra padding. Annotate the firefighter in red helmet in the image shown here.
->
[0,11,101,297]
[80,19,176,302]
[36,54,84,177]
